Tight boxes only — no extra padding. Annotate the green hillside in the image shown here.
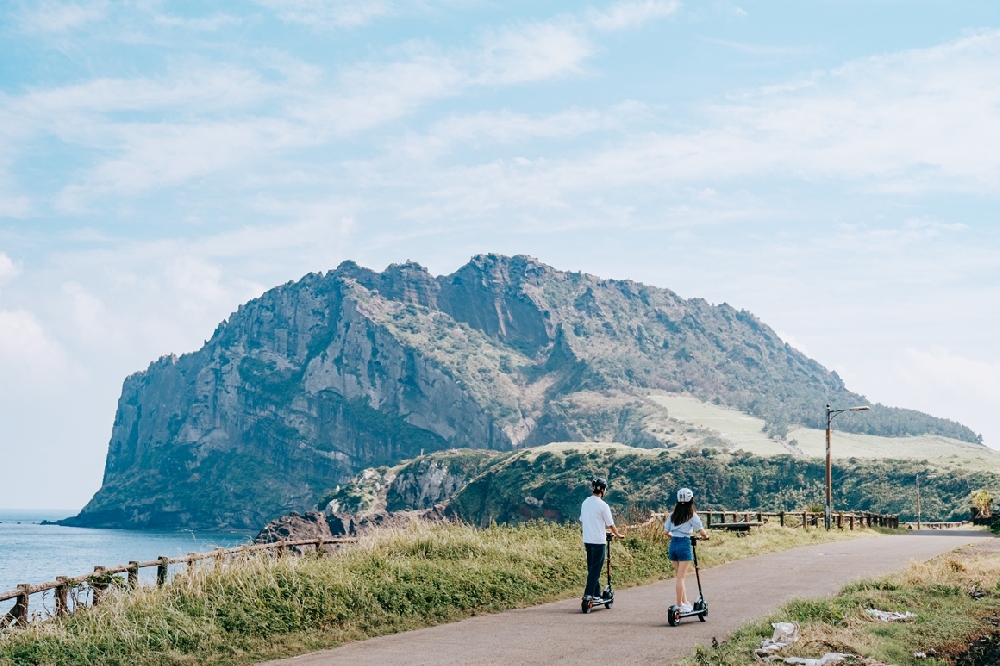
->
[442,443,1000,524]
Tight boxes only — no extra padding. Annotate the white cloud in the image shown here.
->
[391,29,1000,217]
[904,347,1000,406]
[55,119,307,208]
[15,1,106,33]
[303,54,468,135]
[0,253,21,284]
[0,309,69,378]
[255,0,392,28]
[398,102,646,158]
[479,22,591,85]
[153,13,243,31]
[588,0,679,31]
[894,347,1000,447]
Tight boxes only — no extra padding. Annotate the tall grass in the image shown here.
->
[680,544,1000,666]
[0,521,880,666]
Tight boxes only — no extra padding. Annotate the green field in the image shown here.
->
[648,393,1000,471]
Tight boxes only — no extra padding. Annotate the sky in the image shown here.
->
[1,0,999,510]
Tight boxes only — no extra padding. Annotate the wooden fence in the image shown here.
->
[705,510,899,530]
[0,537,356,629]
[649,509,900,531]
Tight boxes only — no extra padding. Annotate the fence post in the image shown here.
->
[187,553,198,572]
[157,556,169,587]
[214,547,225,565]
[11,584,30,626]
[706,513,713,528]
[128,561,139,589]
[837,512,843,530]
[849,514,854,531]
[91,566,108,606]
[802,511,807,529]
[779,511,785,527]
[315,537,324,554]
[55,576,69,616]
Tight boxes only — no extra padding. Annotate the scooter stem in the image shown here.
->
[691,536,704,599]
[605,532,613,585]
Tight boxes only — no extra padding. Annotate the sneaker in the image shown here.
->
[680,602,693,613]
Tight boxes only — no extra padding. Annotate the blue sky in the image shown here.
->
[1,0,999,509]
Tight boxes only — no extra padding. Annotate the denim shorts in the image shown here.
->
[668,536,693,561]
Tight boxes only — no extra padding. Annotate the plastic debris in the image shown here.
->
[778,655,855,666]
[865,608,917,622]
[778,655,854,666]
[913,653,927,659]
[755,622,800,657]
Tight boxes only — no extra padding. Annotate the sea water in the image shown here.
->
[0,509,252,615]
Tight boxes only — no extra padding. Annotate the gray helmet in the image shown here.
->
[677,488,694,503]
[592,477,608,493]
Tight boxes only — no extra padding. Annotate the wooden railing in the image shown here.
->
[649,509,900,531]
[0,537,356,629]
[902,521,967,530]
[704,510,899,530]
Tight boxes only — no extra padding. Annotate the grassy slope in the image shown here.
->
[680,539,1000,666]
[651,393,1000,470]
[0,523,878,666]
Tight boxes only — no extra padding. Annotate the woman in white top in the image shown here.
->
[663,488,708,612]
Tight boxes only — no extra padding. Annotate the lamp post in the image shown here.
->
[916,473,938,531]
[825,404,871,530]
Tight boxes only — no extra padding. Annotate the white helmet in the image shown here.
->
[677,488,694,503]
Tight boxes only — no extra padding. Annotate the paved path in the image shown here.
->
[262,531,992,666]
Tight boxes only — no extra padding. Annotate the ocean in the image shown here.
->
[0,509,253,615]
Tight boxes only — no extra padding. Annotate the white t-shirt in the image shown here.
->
[664,512,704,537]
[580,495,615,544]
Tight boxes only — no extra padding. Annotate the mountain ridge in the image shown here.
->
[64,253,980,530]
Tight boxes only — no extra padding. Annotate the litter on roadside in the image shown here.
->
[757,622,800,654]
[774,654,856,666]
[755,622,800,657]
[865,608,917,622]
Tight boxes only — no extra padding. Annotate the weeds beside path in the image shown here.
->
[0,521,880,666]
[681,533,1000,666]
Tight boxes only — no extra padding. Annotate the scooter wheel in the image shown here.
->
[581,598,593,614]
[604,600,613,610]
[698,610,707,622]
[667,606,679,627]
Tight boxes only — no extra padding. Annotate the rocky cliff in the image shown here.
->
[65,254,980,530]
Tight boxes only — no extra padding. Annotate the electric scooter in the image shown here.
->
[667,535,708,626]
[581,532,616,613]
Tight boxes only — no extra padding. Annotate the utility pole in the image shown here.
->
[916,472,938,530]
[825,404,871,530]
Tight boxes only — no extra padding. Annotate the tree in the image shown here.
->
[970,489,994,518]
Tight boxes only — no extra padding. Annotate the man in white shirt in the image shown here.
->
[580,477,624,601]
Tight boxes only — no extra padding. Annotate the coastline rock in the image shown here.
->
[254,511,336,553]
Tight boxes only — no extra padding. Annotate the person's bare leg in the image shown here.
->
[674,560,690,606]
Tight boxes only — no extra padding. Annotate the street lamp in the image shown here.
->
[825,403,871,530]
[916,473,938,531]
